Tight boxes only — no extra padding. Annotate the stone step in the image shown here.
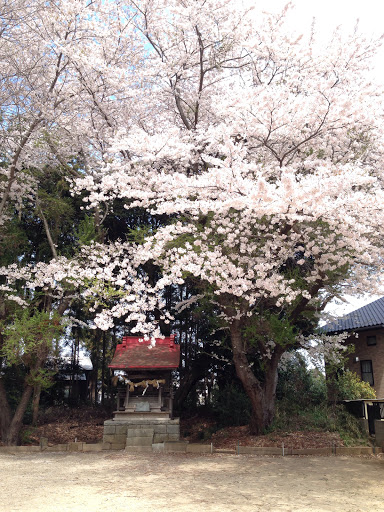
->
[126,436,154,447]
[127,428,155,438]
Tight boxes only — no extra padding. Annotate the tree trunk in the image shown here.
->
[174,353,210,412]
[0,376,11,442]
[101,331,106,405]
[173,368,201,412]
[3,384,33,445]
[262,350,282,429]
[229,320,281,435]
[0,326,11,442]
[32,383,42,426]
[325,361,339,405]
[230,320,264,434]
[89,329,102,405]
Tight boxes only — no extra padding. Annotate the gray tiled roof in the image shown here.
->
[323,297,384,333]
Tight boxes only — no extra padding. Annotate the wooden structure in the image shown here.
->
[109,335,180,420]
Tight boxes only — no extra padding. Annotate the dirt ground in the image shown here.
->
[0,451,383,512]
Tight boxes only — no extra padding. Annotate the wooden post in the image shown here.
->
[169,382,174,419]
[124,383,130,410]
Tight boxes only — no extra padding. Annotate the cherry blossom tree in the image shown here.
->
[0,0,138,442]
[70,0,384,433]
[2,0,384,435]
[0,0,147,227]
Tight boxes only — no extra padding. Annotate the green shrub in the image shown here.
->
[277,354,327,407]
[271,354,370,445]
[270,401,368,445]
[336,370,376,400]
[331,405,369,446]
[19,427,37,445]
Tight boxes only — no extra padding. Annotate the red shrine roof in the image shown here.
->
[109,335,180,370]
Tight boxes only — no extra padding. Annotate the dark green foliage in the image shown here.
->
[210,384,251,427]
[244,313,297,351]
[19,167,78,261]
[1,364,28,411]
[276,354,327,406]
[73,214,97,247]
[0,218,29,266]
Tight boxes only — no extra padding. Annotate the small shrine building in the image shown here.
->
[110,335,180,419]
[103,335,181,450]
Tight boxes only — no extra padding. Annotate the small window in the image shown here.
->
[367,335,377,346]
[361,360,374,386]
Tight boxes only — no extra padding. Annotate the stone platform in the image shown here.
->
[103,417,180,451]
